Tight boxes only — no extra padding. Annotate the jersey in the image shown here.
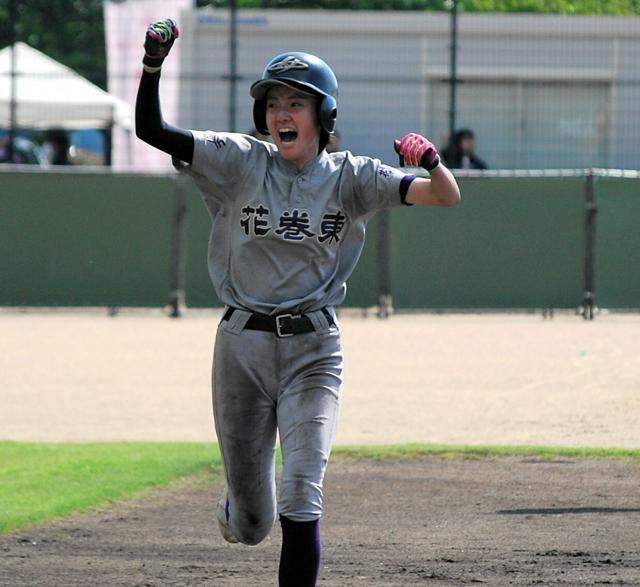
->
[181,131,413,315]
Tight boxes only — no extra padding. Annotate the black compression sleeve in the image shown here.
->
[135,70,194,165]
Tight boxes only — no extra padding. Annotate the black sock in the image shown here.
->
[278,514,321,587]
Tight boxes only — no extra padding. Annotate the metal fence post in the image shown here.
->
[376,209,393,318]
[8,0,18,163]
[448,0,459,144]
[169,175,188,318]
[228,0,238,132]
[582,170,598,320]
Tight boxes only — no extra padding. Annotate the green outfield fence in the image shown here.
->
[1,168,638,318]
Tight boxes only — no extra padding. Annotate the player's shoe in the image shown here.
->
[216,486,239,544]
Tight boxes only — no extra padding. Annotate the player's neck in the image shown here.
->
[280,149,326,172]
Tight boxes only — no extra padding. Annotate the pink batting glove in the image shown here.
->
[394,133,440,171]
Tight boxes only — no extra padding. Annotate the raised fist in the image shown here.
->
[394,133,440,171]
[143,18,180,67]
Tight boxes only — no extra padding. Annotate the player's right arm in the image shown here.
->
[135,18,194,164]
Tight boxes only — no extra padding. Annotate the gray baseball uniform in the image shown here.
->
[182,130,412,543]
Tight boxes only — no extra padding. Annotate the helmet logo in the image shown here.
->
[268,56,309,73]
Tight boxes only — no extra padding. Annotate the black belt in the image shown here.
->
[222,307,334,337]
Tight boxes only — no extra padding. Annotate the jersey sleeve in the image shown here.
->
[177,131,265,203]
[348,155,415,217]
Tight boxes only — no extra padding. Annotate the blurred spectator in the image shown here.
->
[0,130,13,163]
[442,128,488,170]
[44,129,72,165]
[0,130,45,165]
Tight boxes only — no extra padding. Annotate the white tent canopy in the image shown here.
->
[0,42,132,130]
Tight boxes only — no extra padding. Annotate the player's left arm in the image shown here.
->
[395,133,461,207]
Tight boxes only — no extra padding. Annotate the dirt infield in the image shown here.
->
[2,456,640,586]
[3,311,640,585]
[1,310,639,447]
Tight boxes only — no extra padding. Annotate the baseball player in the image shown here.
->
[136,18,460,587]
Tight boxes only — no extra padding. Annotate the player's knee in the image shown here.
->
[233,510,275,545]
[236,528,268,546]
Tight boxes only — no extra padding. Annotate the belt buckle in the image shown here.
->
[275,314,298,338]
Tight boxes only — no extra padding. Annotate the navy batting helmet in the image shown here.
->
[250,52,338,139]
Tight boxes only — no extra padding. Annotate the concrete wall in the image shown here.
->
[2,169,638,311]
[0,170,175,307]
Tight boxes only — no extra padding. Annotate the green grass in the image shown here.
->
[0,441,221,534]
[2,441,639,535]
[332,443,640,461]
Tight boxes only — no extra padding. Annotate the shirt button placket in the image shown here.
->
[292,175,305,206]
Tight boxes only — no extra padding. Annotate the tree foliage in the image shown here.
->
[0,0,106,88]
[229,0,640,11]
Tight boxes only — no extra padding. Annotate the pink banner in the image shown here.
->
[104,0,193,171]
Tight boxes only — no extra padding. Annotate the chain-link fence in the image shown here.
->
[173,7,640,171]
[1,4,639,170]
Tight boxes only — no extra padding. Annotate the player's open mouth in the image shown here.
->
[279,128,298,143]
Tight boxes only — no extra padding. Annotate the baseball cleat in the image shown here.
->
[216,486,239,543]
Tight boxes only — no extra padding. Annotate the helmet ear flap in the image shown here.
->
[319,95,337,134]
[253,99,269,135]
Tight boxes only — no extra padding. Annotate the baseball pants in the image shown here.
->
[213,308,343,545]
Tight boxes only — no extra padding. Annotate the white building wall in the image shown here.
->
[177,9,640,169]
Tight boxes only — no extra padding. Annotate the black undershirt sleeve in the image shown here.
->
[135,70,194,165]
